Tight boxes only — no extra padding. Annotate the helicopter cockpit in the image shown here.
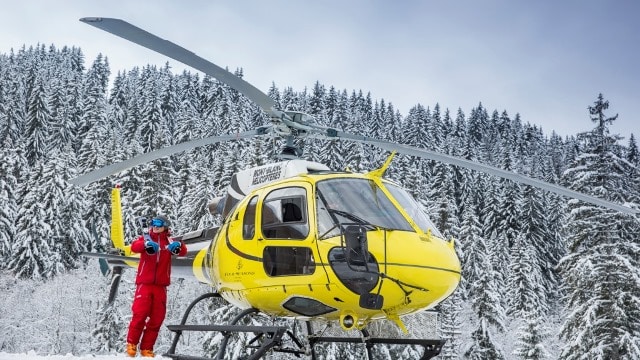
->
[315,178,443,239]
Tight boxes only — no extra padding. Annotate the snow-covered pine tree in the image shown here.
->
[512,311,550,360]
[0,148,24,266]
[7,146,90,279]
[47,46,85,155]
[91,302,125,353]
[460,190,506,359]
[46,149,91,269]
[481,176,509,308]
[339,90,368,172]
[323,88,350,171]
[558,94,640,359]
[495,136,522,249]
[348,90,376,171]
[77,55,115,254]
[0,55,15,148]
[137,65,165,153]
[435,138,464,360]
[7,160,56,279]
[159,63,179,144]
[508,232,551,359]
[1,54,27,150]
[178,157,222,231]
[128,66,179,220]
[507,232,544,317]
[307,81,328,162]
[171,72,204,228]
[429,161,459,238]
[439,287,464,359]
[444,108,468,220]
[539,149,567,306]
[466,103,488,150]
[465,318,504,360]
[24,64,53,166]
[625,133,639,204]
[468,245,507,358]
[517,180,550,314]
[627,133,639,167]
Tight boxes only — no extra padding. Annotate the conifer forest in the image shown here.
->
[1,44,639,359]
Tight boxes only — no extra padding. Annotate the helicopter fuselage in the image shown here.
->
[194,162,461,330]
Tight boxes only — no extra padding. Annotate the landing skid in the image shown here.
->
[308,325,444,360]
[311,338,443,359]
[164,293,444,360]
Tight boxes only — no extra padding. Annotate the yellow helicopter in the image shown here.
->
[73,17,638,360]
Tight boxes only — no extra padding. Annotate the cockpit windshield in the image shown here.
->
[316,178,413,239]
[384,183,444,238]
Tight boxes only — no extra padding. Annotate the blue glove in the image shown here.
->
[144,240,159,254]
[167,241,182,255]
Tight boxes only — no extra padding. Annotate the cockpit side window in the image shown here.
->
[261,187,309,239]
[242,196,258,239]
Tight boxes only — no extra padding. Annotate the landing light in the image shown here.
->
[340,312,360,330]
[342,314,355,329]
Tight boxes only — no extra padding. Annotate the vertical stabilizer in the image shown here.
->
[110,184,128,254]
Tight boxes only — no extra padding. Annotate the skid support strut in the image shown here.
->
[164,293,289,360]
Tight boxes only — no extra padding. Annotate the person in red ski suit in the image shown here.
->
[126,215,187,358]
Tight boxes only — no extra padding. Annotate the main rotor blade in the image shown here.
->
[80,17,279,116]
[70,129,264,186]
[337,131,639,215]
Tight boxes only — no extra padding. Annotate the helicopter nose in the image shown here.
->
[374,232,461,313]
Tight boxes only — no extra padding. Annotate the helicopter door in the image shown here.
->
[259,186,315,276]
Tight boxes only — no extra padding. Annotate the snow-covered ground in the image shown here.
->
[0,351,155,360]
[0,352,169,359]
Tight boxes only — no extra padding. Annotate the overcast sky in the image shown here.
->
[1,1,638,139]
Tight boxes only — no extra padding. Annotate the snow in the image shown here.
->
[0,352,170,359]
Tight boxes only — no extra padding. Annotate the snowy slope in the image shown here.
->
[0,352,169,359]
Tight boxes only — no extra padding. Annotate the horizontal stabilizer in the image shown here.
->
[82,251,140,263]
[80,252,140,267]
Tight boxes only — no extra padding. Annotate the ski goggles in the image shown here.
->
[150,218,165,227]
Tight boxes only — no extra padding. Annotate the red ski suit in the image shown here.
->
[126,229,187,351]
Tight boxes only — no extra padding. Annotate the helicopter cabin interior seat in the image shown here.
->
[262,200,305,239]
[282,202,302,222]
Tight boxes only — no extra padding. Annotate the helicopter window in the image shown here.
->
[316,178,413,238]
[384,183,444,238]
[263,246,315,276]
[283,297,335,317]
[243,196,258,239]
[261,187,309,239]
